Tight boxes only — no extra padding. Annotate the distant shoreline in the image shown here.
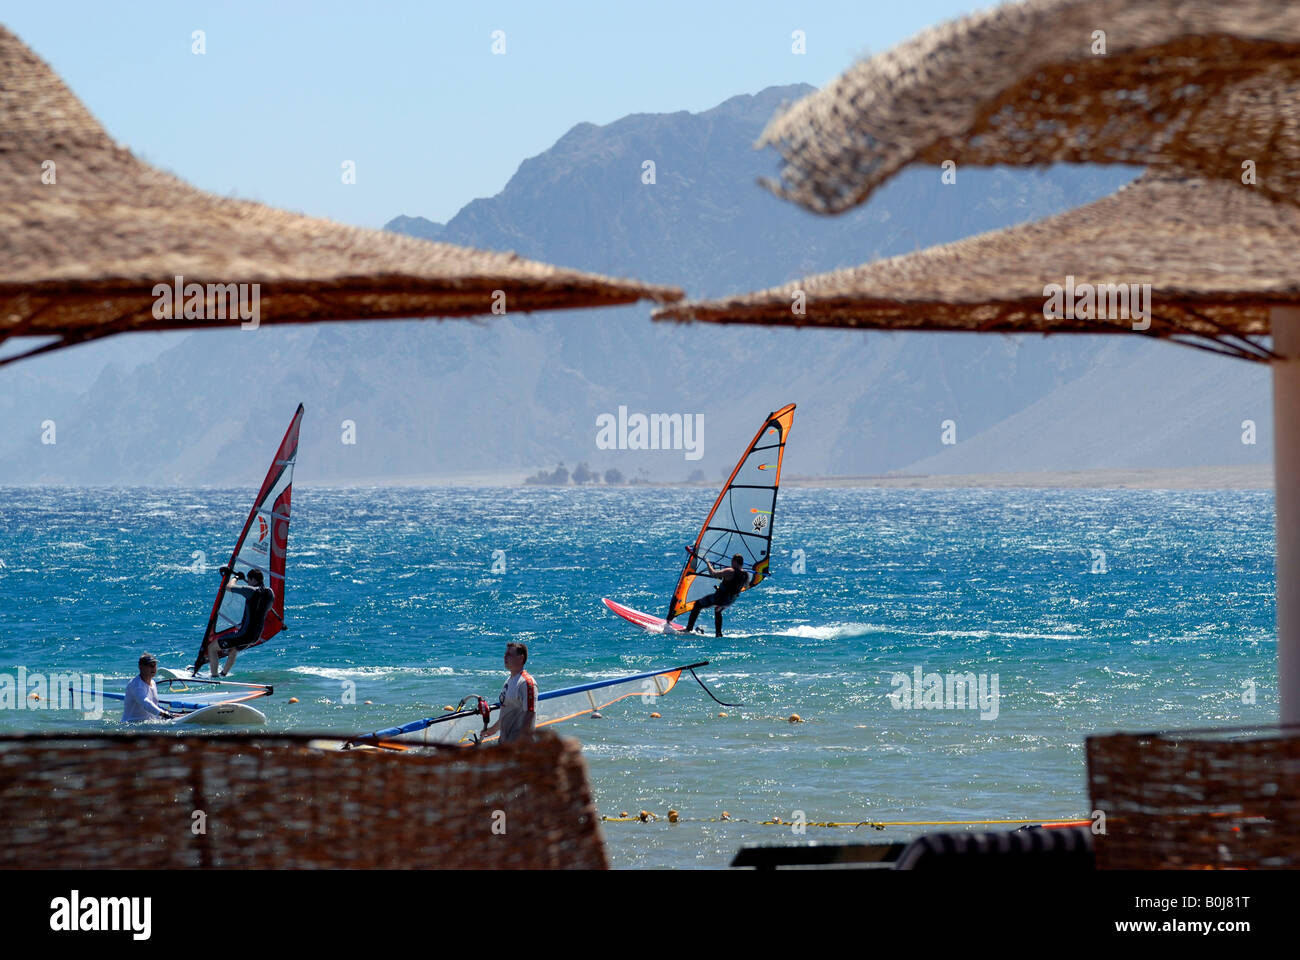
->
[6,465,1273,490]
[302,464,1275,490]
[782,465,1274,490]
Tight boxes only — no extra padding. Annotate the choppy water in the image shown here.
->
[0,486,1279,867]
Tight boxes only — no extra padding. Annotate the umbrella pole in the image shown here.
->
[1272,307,1300,724]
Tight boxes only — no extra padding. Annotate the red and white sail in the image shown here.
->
[191,404,304,672]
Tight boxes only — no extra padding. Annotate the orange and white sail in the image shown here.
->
[667,403,795,621]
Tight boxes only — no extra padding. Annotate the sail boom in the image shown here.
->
[85,680,271,713]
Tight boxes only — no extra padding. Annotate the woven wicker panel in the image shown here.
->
[0,732,607,869]
[1087,728,1300,869]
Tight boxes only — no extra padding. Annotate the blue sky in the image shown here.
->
[4,0,986,227]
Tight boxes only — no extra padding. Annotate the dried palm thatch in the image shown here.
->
[0,26,681,366]
[655,173,1300,363]
[760,0,1300,215]
[0,731,607,869]
[1087,724,1300,869]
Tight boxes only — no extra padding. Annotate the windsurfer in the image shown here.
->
[122,653,179,722]
[199,567,274,677]
[672,551,749,637]
[479,642,537,744]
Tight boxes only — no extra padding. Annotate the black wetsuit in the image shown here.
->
[216,584,274,651]
[685,565,750,636]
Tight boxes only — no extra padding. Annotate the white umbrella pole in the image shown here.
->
[1272,307,1300,725]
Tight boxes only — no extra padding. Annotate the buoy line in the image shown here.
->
[600,812,1091,829]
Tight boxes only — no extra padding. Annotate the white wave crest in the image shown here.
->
[289,665,455,680]
[777,623,891,641]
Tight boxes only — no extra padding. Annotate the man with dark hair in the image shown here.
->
[200,567,274,678]
[123,653,179,722]
[480,642,537,744]
[679,552,750,637]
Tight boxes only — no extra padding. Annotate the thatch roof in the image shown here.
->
[759,0,1300,214]
[0,26,681,365]
[655,174,1300,363]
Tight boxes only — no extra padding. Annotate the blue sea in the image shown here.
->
[0,486,1279,867]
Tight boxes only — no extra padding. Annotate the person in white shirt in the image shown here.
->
[122,653,179,723]
[479,642,536,744]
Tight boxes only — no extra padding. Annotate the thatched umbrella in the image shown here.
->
[0,26,681,365]
[655,172,1300,721]
[759,0,1300,215]
[657,173,1293,362]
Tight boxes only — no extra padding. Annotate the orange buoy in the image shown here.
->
[788,713,803,723]
[287,697,299,704]
[668,809,679,823]
[649,712,661,718]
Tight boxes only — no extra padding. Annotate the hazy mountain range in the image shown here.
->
[0,84,1271,485]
